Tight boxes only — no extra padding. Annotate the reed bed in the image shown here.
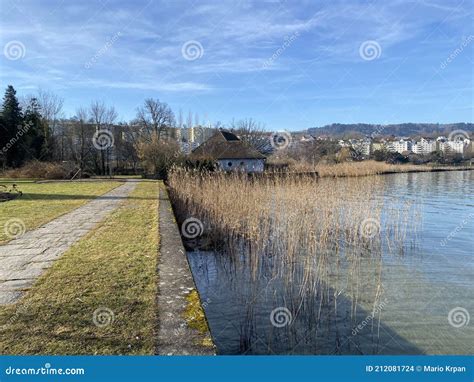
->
[286,160,470,178]
[168,169,420,354]
[316,161,425,177]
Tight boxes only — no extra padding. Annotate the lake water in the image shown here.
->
[187,171,473,355]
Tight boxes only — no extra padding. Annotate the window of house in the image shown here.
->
[228,161,232,167]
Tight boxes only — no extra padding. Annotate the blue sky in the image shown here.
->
[1,0,473,130]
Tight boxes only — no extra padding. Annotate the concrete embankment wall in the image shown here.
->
[156,186,215,355]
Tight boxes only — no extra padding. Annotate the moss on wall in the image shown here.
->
[183,289,214,348]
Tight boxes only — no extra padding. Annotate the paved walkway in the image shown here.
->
[0,181,138,305]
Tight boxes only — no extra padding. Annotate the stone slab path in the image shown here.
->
[0,181,138,305]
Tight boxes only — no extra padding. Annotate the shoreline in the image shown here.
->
[316,165,473,178]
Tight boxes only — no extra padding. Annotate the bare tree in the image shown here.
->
[37,89,63,136]
[186,110,193,129]
[289,139,340,164]
[136,98,175,140]
[90,100,117,129]
[90,100,118,175]
[230,118,270,153]
[117,123,141,172]
[106,107,118,127]
[213,120,224,130]
[73,107,94,172]
[177,108,183,128]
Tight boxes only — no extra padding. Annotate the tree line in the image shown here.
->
[0,85,185,177]
[0,85,273,178]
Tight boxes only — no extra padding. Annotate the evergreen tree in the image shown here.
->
[1,85,23,166]
[23,97,46,161]
[0,113,6,167]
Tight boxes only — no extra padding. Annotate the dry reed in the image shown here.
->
[290,160,470,178]
[168,169,420,354]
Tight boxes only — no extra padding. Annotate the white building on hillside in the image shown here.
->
[337,139,371,156]
[386,139,412,154]
[355,140,371,156]
[446,140,468,155]
[436,136,471,156]
[412,138,437,155]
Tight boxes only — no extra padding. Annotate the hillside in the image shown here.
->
[308,123,474,138]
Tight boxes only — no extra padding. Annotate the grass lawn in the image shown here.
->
[0,180,122,243]
[91,175,142,179]
[0,181,160,354]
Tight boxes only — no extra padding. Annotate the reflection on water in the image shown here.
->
[187,171,473,355]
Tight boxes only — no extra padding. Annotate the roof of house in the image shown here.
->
[190,129,266,160]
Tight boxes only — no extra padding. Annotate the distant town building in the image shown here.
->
[386,139,412,154]
[412,137,437,155]
[337,138,372,157]
[300,135,315,142]
[178,126,216,145]
[180,141,199,154]
[338,139,350,147]
[357,140,371,156]
[436,136,470,156]
[371,141,385,152]
[446,140,466,155]
[308,128,472,159]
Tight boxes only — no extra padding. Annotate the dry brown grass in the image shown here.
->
[1,161,73,179]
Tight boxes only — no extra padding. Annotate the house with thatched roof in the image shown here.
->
[190,129,266,173]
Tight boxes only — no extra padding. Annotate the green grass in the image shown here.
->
[91,175,142,179]
[0,181,160,354]
[0,180,122,243]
